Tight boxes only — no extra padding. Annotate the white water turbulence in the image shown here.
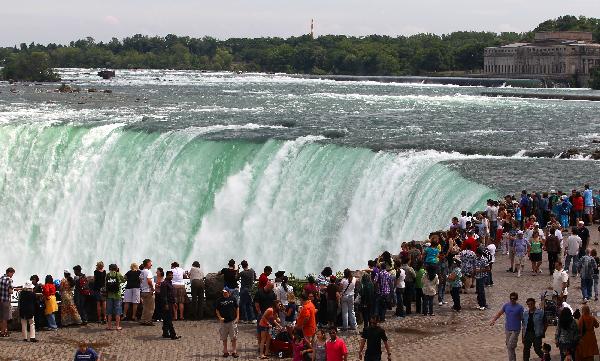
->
[0,123,496,282]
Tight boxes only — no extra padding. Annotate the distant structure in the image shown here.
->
[484,32,600,86]
[310,19,314,39]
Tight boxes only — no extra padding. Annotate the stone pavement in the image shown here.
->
[1,226,600,360]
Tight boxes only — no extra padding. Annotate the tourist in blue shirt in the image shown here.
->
[583,184,594,225]
[74,341,100,361]
[490,292,524,361]
[522,298,546,361]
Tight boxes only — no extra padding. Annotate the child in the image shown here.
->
[19,281,37,342]
[284,292,297,334]
[414,262,425,314]
[449,259,463,312]
[542,343,551,361]
[292,328,312,361]
[422,267,439,316]
[312,329,327,361]
[74,341,101,361]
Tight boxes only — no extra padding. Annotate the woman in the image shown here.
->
[275,276,293,327]
[325,276,340,328]
[93,261,107,324]
[123,263,141,321]
[153,267,165,322]
[422,267,439,316]
[529,230,544,275]
[189,261,205,320]
[359,273,375,329]
[258,300,282,359]
[41,275,58,330]
[292,328,312,361]
[170,262,187,321]
[555,307,580,361]
[575,305,599,361]
[340,268,357,331]
[311,329,327,361]
[60,270,82,326]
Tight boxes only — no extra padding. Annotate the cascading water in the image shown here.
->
[0,122,496,282]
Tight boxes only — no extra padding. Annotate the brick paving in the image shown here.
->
[1,226,599,360]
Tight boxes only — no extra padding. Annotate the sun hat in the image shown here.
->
[23,281,34,290]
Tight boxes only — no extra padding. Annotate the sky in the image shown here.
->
[2,0,599,46]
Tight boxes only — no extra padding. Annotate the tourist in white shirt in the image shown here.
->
[340,268,358,331]
[564,232,582,276]
[188,261,205,320]
[553,261,569,302]
[171,262,187,321]
[139,259,155,325]
[395,266,406,318]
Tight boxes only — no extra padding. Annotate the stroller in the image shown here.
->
[541,290,559,326]
[270,329,293,358]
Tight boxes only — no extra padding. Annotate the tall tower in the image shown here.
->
[310,19,314,39]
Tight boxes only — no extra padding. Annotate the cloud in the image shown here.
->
[103,15,119,26]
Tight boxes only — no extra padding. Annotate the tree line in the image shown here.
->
[1,15,599,82]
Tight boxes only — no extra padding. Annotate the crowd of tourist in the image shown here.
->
[1,185,600,360]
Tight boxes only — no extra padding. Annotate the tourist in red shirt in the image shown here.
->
[258,266,272,289]
[325,326,348,361]
[461,231,479,252]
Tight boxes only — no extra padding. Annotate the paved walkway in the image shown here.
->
[2,226,600,360]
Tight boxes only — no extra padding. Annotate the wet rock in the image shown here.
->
[322,129,347,139]
[559,148,580,159]
[97,70,115,79]
[523,150,557,159]
[592,139,600,144]
[103,89,113,94]
[57,84,73,93]
[591,149,600,160]
[87,88,98,93]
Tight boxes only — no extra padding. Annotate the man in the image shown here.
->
[189,261,205,320]
[394,264,405,318]
[73,265,90,325]
[296,292,317,340]
[552,261,569,302]
[490,292,524,361]
[216,287,239,358]
[400,257,416,315]
[258,266,272,289]
[139,259,155,325]
[218,259,240,303]
[513,231,530,277]
[583,184,594,225]
[0,267,15,337]
[239,260,256,323]
[521,298,545,361]
[574,220,590,257]
[578,248,597,303]
[373,265,392,322]
[545,228,561,275]
[105,263,125,331]
[474,247,490,310]
[326,326,349,361]
[564,229,582,276]
[160,270,180,340]
[359,316,391,361]
[461,230,478,252]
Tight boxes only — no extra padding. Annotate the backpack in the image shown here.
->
[105,274,120,293]
[77,275,92,296]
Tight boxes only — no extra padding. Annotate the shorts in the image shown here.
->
[530,252,542,262]
[94,290,106,302]
[0,301,11,321]
[585,206,594,215]
[106,298,123,316]
[124,288,141,303]
[219,321,238,341]
[174,285,188,304]
[515,255,526,265]
[257,325,270,333]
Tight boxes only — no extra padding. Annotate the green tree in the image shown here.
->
[1,52,60,82]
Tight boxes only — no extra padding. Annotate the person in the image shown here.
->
[296,292,317,341]
[448,258,462,312]
[583,185,594,226]
[312,329,327,361]
[123,263,141,321]
[528,230,543,275]
[29,275,44,330]
[60,270,82,326]
[553,261,570,302]
[139,258,155,326]
[41,275,58,330]
[522,298,545,361]
[326,276,340,328]
[564,230,582,276]
[575,305,599,361]
[474,247,490,310]
[292,329,312,361]
[545,228,562,275]
[555,307,579,361]
[285,293,298,333]
[105,263,125,331]
[359,273,375,329]
[189,261,205,320]
[255,282,277,345]
[592,249,599,301]
[394,263,405,318]
[0,267,15,337]
[258,266,272,290]
[325,326,348,361]
[258,300,282,359]
[574,221,590,256]
[73,341,101,361]
[275,275,293,327]
[93,261,107,324]
[238,260,254,323]
[542,343,552,361]
[216,287,239,358]
[578,248,597,303]
[73,265,90,325]
[437,252,449,303]
[414,263,425,314]
[160,270,180,340]
[490,292,524,361]
[340,268,357,331]
[19,281,37,342]
[219,259,240,302]
[422,267,438,316]
[400,257,415,316]
[514,231,530,278]
[170,262,187,321]
[359,316,392,361]
[153,267,165,322]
